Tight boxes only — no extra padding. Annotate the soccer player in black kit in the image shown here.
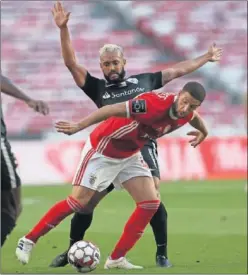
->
[1,74,49,246]
[51,1,223,268]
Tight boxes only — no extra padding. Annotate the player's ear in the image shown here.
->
[123,58,127,66]
[100,62,103,70]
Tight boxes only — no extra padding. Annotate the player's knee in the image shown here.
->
[67,196,86,213]
[140,200,160,222]
[71,186,95,207]
[1,212,16,246]
[158,202,168,221]
[78,204,95,214]
[139,199,160,211]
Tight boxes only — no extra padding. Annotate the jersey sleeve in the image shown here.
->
[126,92,171,125]
[149,71,163,90]
[80,72,102,103]
[135,72,163,90]
[145,71,163,90]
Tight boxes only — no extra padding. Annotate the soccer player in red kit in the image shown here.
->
[50,1,223,268]
[16,82,208,269]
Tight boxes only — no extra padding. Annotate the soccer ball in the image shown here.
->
[67,241,101,273]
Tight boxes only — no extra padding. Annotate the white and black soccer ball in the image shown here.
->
[67,241,101,273]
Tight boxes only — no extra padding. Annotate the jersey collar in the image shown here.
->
[105,81,128,88]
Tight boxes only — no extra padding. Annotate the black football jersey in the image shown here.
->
[1,97,7,137]
[80,71,163,147]
[81,71,162,108]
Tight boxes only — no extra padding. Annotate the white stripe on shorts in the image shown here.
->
[148,147,158,169]
[1,137,17,188]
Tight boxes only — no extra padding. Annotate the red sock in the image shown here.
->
[111,200,160,259]
[26,196,83,243]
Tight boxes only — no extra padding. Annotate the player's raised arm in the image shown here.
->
[52,1,87,87]
[1,74,49,115]
[161,43,223,86]
[55,102,127,135]
[187,111,208,147]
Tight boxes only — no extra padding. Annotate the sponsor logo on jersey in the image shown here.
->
[111,87,145,99]
[127,78,138,84]
[102,91,111,99]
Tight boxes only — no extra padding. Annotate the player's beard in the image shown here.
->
[104,68,126,84]
[171,101,179,118]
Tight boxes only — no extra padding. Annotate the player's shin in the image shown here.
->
[110,200,160,259]
[150,202,168,257]
[25,196,84,243]
[69,212,93,247]
[69,188,107,247]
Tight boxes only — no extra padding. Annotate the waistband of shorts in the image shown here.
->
[88,137,140,162]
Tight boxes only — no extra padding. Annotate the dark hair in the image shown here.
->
[183,82,206,102]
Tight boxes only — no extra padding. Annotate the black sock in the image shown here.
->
[69,212,93,248]
[1,212,16,247]
[150,202,168,258]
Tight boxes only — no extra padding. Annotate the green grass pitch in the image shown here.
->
[1,180,247,274]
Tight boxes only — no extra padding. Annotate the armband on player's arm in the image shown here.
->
[189,111,208,136]
[126,99,147,118]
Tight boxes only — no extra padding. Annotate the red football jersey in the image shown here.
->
[90,92,194,158]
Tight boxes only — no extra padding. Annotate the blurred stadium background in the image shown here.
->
[1,0,247,184]
[1,1,247,273]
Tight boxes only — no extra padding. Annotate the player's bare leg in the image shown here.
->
[16,186,96,264]
[104,176,160,269]
[51,177,171,268]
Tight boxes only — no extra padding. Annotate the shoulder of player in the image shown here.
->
[135,91,173,100]
[152,91,175,102]
[87,72,105,83]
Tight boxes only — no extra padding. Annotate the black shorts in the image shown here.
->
[1,137,22,221]
[141,140,160,179]
[106,139,160,193]
[1,186,22,221]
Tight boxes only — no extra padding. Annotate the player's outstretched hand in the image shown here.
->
[55,121,80,135]
[187,130,207,148]
[52,1,71,29]
[27,99,49,115]
[208,43,223,62]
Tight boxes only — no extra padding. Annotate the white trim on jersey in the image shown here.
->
[97,121,137,153]
[126,101,130,118]
[1,137,17,188]
[96,121,139,154]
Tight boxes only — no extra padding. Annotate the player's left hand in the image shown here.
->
[55,121,80,135]
[187,130,207,148]
[27,99,49,115]
[207,43,223,62]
